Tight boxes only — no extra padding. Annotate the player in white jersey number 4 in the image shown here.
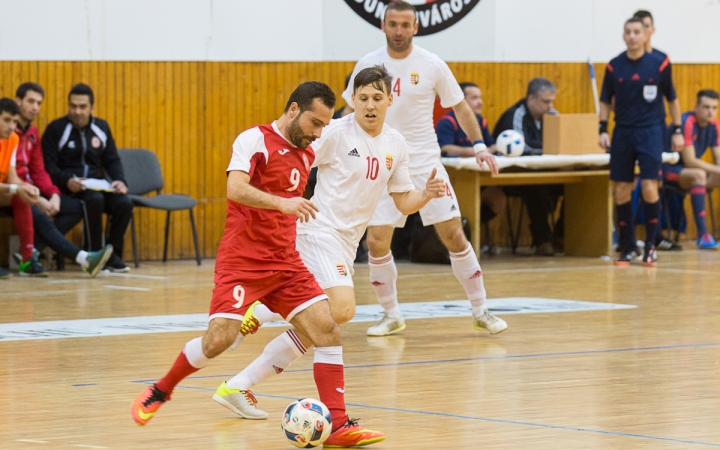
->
[212,66,447,439]
[343,1,507,337]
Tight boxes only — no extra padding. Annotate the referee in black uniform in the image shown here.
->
[598,17,683,267]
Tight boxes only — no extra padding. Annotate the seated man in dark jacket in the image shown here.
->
[493,77,563,255]
[42,83,133,272]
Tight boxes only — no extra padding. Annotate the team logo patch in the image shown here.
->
[91,136,101,149]
[343,0,482,36]
[643,85,657,102]
[302,155,310,171]
[336,262,348,277]
[410,72,420,85]
[385,153,393,170]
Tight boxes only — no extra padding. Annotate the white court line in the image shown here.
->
[0,298,636,342]
[15,439,49,444]
[1,288,106,298]
[657,268,714,275]
[397,265,615,278]
[73,445,107,449]
[44,279,85,285]
[104,285,152,292]
[105,273,168,280]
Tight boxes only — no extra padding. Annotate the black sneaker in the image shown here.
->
[18,254,48,277]
[614,247,639,266]
[103,254,130,273]
[656,238,682,251]
[642,245,658,267]
[0,267,11,279]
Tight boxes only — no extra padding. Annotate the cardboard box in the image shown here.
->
[543,113,602,155]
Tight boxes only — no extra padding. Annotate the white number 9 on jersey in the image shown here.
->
[287,168,301,192]
[232,285,245,308]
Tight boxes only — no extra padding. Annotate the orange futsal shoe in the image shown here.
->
[131,384,170,426]
[323,418,386,447]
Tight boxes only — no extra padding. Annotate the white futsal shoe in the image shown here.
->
[213,382,268,420]
[366,314,406,336]
[473,309,508,334]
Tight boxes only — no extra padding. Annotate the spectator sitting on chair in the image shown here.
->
[492,77,564,256]
[41,83,133,272]
[0,97,42,278]
[436,82,506,226]
[15,83,114,276]
[660,89,720,250]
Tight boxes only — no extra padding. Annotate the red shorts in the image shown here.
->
[209,269,327,322]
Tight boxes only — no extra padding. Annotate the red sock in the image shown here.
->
[314,362,349,431]
[11,196,34,261]
[156,351,200,395]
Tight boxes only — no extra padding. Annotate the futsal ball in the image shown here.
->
[281,398,332,448]
[495,130,525,157]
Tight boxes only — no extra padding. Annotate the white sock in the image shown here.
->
[253,303,284,325]
[369,252,402,319]
[184,336,210,369]
[75,251,89,269]
[314,346,343,365]
[449,244,486,317]
[226,330,308,390]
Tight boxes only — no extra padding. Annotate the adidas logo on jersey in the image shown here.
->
[348,148,360,157]
[450,204,457,211]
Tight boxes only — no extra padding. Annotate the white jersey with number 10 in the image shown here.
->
[296,114,414,253]
[342,45,465,175]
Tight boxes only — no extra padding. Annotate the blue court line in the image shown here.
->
[130,341,720,383]
[166,384,720,447]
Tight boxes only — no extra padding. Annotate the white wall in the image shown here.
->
[0,0,719,62]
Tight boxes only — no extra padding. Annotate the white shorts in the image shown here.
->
[296,232,355,289]
[368,165,461,228]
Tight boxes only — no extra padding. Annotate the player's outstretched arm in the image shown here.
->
[389,168,445,215]
[452,100,499,173]
[227,170,319,222]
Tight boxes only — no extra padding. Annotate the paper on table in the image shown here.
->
[81,178,115,192]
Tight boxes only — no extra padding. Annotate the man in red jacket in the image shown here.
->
[14,83,113,277]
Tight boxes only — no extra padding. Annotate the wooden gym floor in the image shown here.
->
[1,247,719,449]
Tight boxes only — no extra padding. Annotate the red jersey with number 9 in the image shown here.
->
[217,122,315,272]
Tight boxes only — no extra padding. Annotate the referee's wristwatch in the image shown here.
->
[672,124,683,135]
[473,140,487,154]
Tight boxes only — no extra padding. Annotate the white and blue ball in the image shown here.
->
[496,130,525,157]
[281,398,332,448]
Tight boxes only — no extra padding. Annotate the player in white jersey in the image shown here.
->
[341,1,507,337]
[210,66,447,436]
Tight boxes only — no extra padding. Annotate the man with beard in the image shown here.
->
[131,81,385,445]
[210,65,443,447]
[342,0,507,337]
[14,83,113,276]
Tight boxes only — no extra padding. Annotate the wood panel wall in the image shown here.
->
[0,61,718,263]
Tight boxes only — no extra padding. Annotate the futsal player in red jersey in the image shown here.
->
[131,81,385,445]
